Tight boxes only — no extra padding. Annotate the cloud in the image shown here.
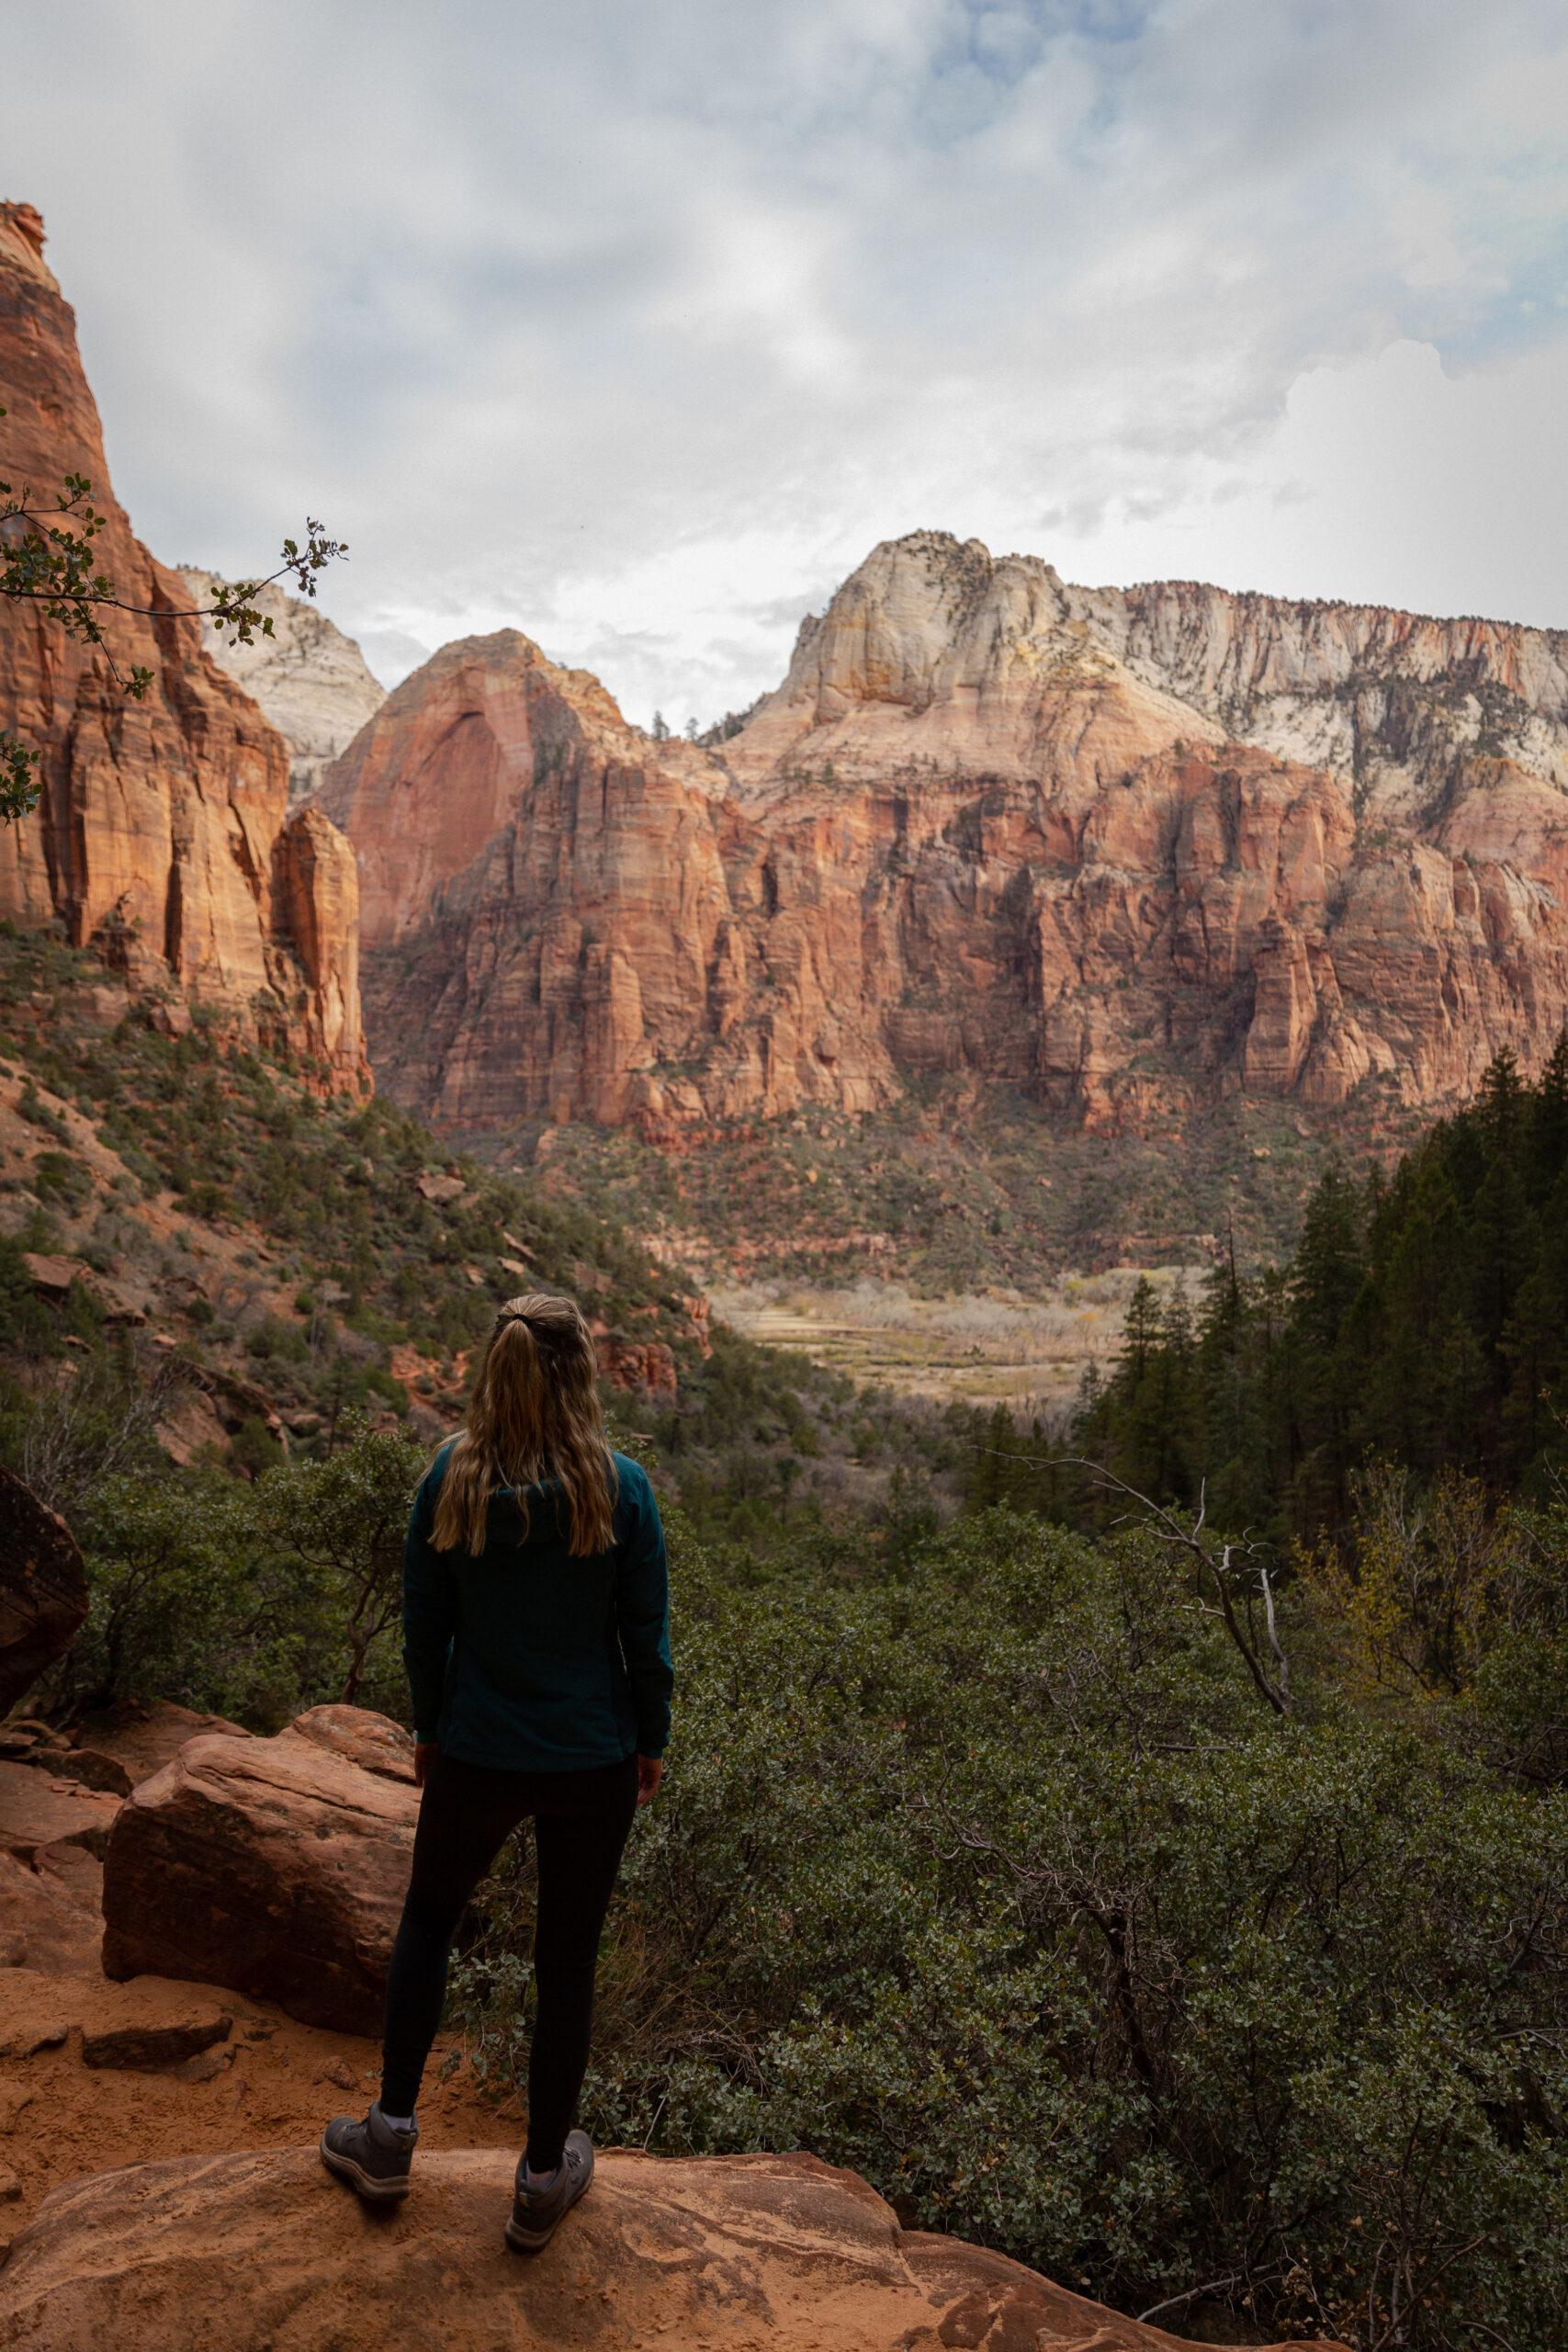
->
[5,0,1564,722]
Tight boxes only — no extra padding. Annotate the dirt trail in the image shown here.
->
[0,1962,521,2244]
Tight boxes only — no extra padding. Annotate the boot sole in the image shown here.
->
[504,2169,592,2253]
[504,2211,561,2253]
[319,2132,412,2202]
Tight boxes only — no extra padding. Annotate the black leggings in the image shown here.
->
[380,1747,637,2169]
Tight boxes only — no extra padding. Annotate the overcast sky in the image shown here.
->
[7,1,1566,725]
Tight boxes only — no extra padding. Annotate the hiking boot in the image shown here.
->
[319,2102,419,2202]
[504,2129,594,2252]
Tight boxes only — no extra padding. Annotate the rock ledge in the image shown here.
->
[0,2144,1348,2351]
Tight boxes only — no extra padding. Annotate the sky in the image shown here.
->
[6,1,1567,727]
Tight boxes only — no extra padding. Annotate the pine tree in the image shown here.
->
[1288,1164,1367,1532]
[1529,1032,1568,1201]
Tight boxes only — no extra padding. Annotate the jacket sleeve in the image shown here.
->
[615,1467,673,1758]
[402,1457,457,1746]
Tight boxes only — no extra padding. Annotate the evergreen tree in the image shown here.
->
[1528,1032,1568,1201]
[1063,1049,1568,1542]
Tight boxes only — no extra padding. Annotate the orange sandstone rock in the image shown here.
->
[100,1708,418,2035]
[0,203,366,1091]
[0,2143,1352,2352]
[321,533,1568,1141]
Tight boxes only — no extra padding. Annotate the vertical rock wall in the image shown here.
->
[0,202,366,1091]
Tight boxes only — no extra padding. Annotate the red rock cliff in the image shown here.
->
[322,530,1568,1138]
[0,203,365,1089]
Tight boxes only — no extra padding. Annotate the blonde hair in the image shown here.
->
[432,1293,618,1558]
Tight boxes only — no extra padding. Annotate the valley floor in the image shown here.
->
[709,1266,1186,1413]
[483,1083,1427,1303]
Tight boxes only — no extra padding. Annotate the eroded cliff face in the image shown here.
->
[739,535,1568,816]
[321,634,751,1127]
[324,531,1568,1140]
[177,568,386,805]
[0,204,365,1089]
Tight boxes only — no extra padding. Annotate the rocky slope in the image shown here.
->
[0,204,364,1090]
[322,532,1568,1141]
[0,928,712,1480]
[177,566,385,803]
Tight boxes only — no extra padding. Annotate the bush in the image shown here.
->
[59,1469,317,1724]
[453,1511,1568,2350]
[47,1420,428,1727]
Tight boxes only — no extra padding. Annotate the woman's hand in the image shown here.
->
[413,1742,437,1788]
[636,1754,663,1805]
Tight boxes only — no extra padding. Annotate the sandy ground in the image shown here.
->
[0,1962,524,2248]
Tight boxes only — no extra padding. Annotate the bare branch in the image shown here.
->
[964,1436,1293,1715]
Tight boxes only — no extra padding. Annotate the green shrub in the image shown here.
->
[50,1419,428,1725]
[454,1513,1568,2350]
[60,1469,318,1725]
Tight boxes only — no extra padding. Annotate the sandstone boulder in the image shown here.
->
[0,1721,69,1764]
[289,1703,414,1781]
[101,1708,418,2033]
[0,2144,1350,2352]
[17,1252,82,1304]
[0,1850,100,1976]
[19,1253,146,1325]
[594,1333,678,1396]
[0,1965,239,2072]
[0,1762,119,1862]
[65,1699,250,1791]
[416,1170,467,1204]
[80,2005,231,2074]
[0,1469,89,1713]
[39,1748,133,1798]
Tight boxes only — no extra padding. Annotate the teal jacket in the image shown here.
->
[402,1444,672,1771]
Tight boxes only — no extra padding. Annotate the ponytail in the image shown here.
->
[431,1293,618,1557]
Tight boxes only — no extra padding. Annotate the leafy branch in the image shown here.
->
[1,400,344,821]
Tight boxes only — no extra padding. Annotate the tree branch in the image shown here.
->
[966,1438,1293,1715]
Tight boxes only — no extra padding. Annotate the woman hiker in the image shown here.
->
[320,1291,673,2253]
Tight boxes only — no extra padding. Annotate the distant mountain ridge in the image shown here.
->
[735,534,1568,821]
[320,530,1568,1142]
[177,570,385,805]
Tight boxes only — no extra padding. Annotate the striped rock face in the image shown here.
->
[322,532,1568,1142]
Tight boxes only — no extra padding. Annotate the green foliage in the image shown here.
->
[965,1043,1568,1552]
[48,1419,426,1726]
[246,1418,428,1704]
[452,1511,1568,2350]
[0,929,753,1475]
[9,937,1568,2344]
[61,1468,318,1725]
[1,730,39,824]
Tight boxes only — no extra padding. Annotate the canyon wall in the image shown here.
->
[324,530,1568,1138]
[0,204,365,1089]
